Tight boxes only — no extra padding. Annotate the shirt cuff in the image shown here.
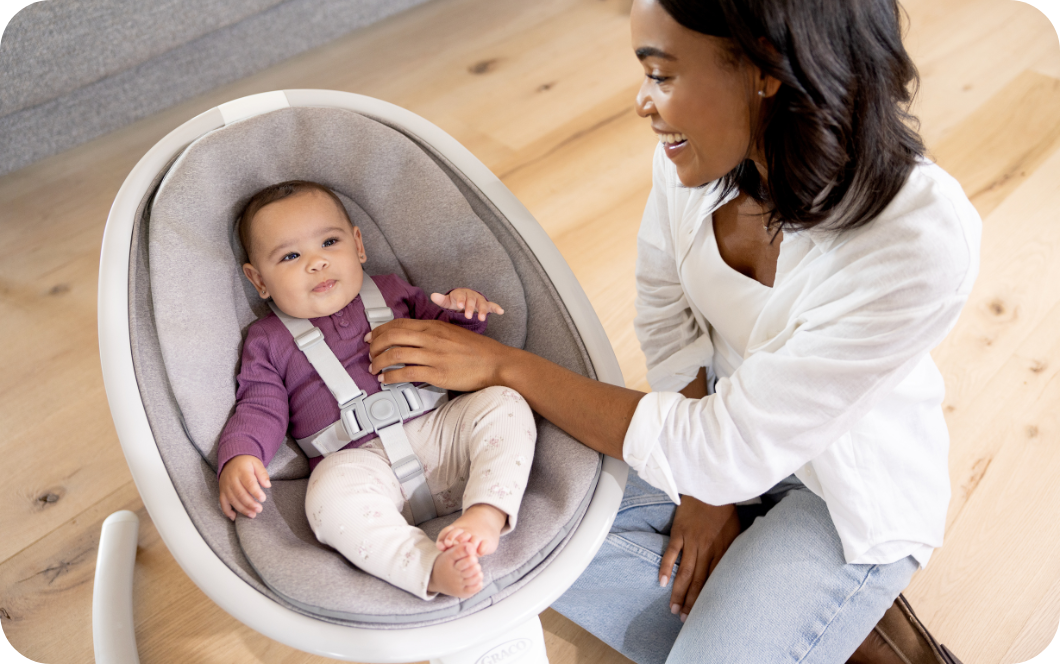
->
[623,392,683,505]
[646,334,714,392]
[216,438,265,477]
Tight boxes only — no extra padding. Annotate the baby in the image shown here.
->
[217,180,536,599]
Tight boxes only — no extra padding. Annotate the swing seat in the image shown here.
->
[99,89,626,658]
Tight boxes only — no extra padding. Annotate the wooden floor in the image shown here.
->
[2,0,1059,662]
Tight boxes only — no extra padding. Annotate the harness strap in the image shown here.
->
[268,277,439,524]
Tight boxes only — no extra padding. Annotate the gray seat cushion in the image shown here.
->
[136,106,601,623]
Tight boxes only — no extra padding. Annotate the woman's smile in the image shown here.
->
[658,131,689,158]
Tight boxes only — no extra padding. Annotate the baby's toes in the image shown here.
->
[464,574,484,594]
[460,560,483,586]
[453,544,478,566]
[436,526,455,550]
[438,527,462,549]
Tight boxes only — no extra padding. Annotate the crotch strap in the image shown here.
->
[268,277,442,524]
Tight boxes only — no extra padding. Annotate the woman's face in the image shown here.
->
[631,0,767,187]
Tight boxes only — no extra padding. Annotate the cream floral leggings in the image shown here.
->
[304,385,536,599]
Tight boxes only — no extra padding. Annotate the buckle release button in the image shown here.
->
[370,399,397,421]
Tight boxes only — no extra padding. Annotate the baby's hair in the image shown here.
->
[237,180,353,258]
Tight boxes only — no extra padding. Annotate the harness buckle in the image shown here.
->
[339,397,369,440]
[339,389,408,440]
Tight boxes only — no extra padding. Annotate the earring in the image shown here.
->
[757,90,764,97]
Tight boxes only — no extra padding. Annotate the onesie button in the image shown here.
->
[334,310,344,317]
[339,320,350,328]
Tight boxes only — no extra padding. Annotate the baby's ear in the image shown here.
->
[352,226,368,263]
[242,263,269,299]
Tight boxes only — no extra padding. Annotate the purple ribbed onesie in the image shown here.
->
[216,273,487,475]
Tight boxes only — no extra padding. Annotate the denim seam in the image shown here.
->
[795,564,881,664]
[619,494,676,513]
[606,533,666,566]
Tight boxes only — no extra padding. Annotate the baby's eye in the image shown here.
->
[281,252,299,262]
[323,237,339,248]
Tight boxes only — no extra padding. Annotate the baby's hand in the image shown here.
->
[431,289,504,322]
[219,454,272,520]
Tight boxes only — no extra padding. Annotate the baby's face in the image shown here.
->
[242,190,367,319]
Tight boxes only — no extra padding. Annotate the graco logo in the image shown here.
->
[475,638,533,664]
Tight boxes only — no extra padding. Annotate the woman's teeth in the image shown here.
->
[659,132,687,145]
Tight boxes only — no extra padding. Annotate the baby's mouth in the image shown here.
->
[313,279,336,293]
[658,132,688,146]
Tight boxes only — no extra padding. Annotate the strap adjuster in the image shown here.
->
[294,327,324,351]
[390,453,425,483]
[365,306,394,326]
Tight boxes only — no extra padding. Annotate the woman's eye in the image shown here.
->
[647,73,668,83]
[323,238,338,247]
[281,252,299,262]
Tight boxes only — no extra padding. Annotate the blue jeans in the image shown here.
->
[551,475,917,664]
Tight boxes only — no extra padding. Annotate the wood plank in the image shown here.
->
[906,299,1060,662]
[902,0,1060,147]
[1003,574,1060,664]
[930,70,1060,219]
[930,145,1060,528]
[0,481,374,664]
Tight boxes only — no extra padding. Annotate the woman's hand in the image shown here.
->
[431,288,505,321]
[219,454,272,520]
[660,496,740,622]
[367,319,643,460]
[366,318,513,393]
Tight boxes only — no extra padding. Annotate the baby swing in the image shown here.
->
[95,90,627,663]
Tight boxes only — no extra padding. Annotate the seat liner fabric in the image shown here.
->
[136,106,602,624]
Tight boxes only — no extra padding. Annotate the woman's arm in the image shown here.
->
[366,318,643,459]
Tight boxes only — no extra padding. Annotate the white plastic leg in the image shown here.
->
[429,614,549,664]
[92,511,141,664]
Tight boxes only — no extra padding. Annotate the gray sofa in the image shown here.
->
[0,0,430,177]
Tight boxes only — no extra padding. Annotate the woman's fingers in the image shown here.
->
[367,318,509,392]
[678,543,711,621]
[659,536,682,588]
[669,539,698,616]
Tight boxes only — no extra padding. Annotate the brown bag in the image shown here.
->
[848,594,964,664]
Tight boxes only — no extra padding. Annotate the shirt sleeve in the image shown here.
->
[216,322,290,476]
[626,176,979,505]
[634,144,714,393]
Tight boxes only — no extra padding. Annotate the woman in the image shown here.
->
[366,0,979,661]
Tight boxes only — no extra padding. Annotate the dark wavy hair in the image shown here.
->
[237,180,352,258]
[659,0,925,232]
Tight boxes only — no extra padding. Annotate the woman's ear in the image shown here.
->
[754,38,783,98]
[243,263,269,299]
[760,72,782,98]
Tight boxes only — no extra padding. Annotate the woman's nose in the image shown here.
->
[635,81,654,118]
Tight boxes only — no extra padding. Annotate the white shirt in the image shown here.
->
[624,145,982,567]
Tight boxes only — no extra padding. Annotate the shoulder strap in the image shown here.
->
[358,276,394,329]
[268,302,365,407]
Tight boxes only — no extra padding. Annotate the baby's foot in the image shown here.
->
[427,543,482,598]
[436,503,507,556]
